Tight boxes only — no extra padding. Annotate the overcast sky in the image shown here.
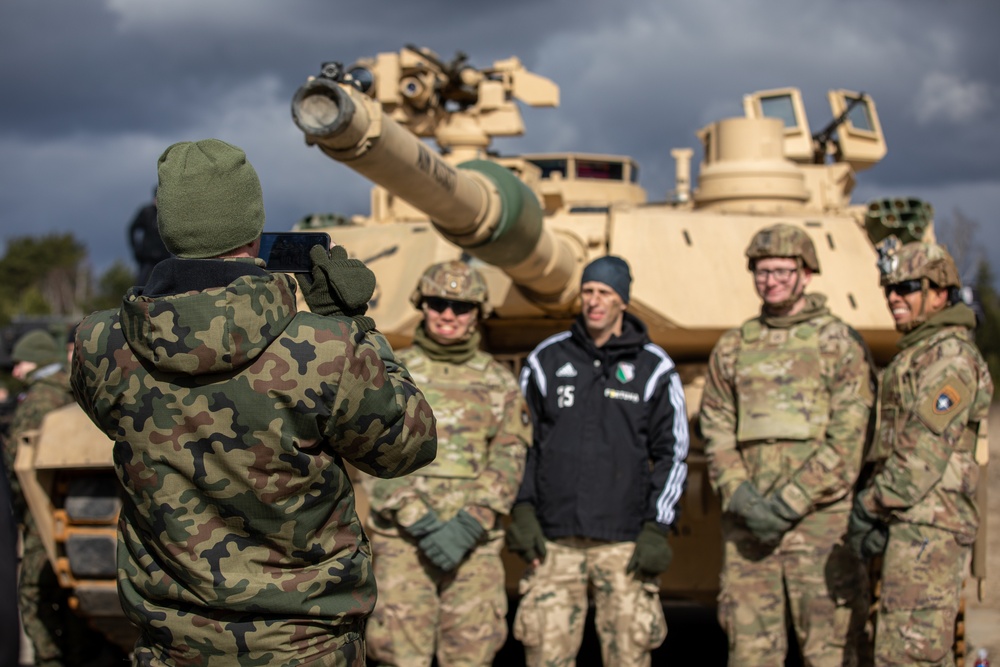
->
[2,0,998,282]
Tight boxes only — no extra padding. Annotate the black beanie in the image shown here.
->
[581,255,632,303]
[156,139,265,259]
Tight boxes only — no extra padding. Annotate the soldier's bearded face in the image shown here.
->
[423,300,478,344]
[753,257,810,312]
[581,281,626,339]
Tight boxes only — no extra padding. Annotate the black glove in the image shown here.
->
[846,491,888,560]
[296,245,376,330]
[505,503,547,563]
[627,521,673,577]
[728,481,794,545]
[418,510,485,572]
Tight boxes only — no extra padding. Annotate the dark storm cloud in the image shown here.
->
[0,0,997,272]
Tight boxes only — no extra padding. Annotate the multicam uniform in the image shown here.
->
[853,241,993,666]
[72,257,437,667]
[365,326,530,666]
[700,293,873,667]
[860,304,991,665]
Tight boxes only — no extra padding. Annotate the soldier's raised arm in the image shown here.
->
[299,244,437,478]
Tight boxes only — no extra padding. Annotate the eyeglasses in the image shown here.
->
[424,297,477,316]
[753,267,797,282]
[883,279,925,298]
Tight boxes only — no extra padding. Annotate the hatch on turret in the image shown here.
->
[743,87,886,172]
[514,152,647,214]
[742,87,813,162]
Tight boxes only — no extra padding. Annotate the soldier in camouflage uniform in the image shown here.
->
[847,240,992,667]
[71,138,437,667]
[700,224,873,666]
[365,261,530,667]
[5,329,123,666]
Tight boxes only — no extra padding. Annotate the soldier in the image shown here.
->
[127,185,171,286]
[507,255,688,667]
[365,260,531,667]
[699,224,873,666]
[847,240,992,667]
[4,329,123,667]
[71,138,437,666]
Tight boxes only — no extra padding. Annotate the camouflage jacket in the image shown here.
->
[71,257,437,666]
[860,303,992,543]
[701,294,875,515]
[367,330,530,534]
[4,364,72,520]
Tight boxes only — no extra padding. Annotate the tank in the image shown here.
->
[287,46,925,603]
[14,44,941,655]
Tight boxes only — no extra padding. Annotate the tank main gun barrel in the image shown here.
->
[291,70,584,307]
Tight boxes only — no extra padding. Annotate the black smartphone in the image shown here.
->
[259,232,331,273]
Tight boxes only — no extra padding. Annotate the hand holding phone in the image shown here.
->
[296,244,377,330]
[259,232,331,273]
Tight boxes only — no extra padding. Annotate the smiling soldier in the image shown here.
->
[848,239,992,667]
[700,223,874,666]
[365,260,531,667]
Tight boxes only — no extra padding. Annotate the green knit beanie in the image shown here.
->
[156,138,266,258]
[12,329,63,366]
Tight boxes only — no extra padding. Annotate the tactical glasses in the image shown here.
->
[424,297,477,315]
[883,279,925,297]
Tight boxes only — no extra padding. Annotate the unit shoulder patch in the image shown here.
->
[916,377,973,435]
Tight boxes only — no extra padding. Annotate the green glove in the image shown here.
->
[727,481,793,545]
[762,494,804,527]
[296,245,377,330]
[846,491,887,560]
[403,511,444,538]
[626,521,673,577]
[418,510,485,572]
[505,503,547,563]
[860,525,889,559]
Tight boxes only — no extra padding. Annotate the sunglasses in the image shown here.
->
[424,297,477,316]
[883,279,924,297]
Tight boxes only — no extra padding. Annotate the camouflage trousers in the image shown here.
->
[873,522,969,667]
[366,531,508,666]
[512,538,667,667]
[718,510,868,667]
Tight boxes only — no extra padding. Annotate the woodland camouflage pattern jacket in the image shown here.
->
[71,257,437,666]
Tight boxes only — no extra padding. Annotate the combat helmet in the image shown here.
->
[745,224,821,274]
[876,237,961,289]
[410,260,491,317]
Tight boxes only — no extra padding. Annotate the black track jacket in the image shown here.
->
[517,312,689,542]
